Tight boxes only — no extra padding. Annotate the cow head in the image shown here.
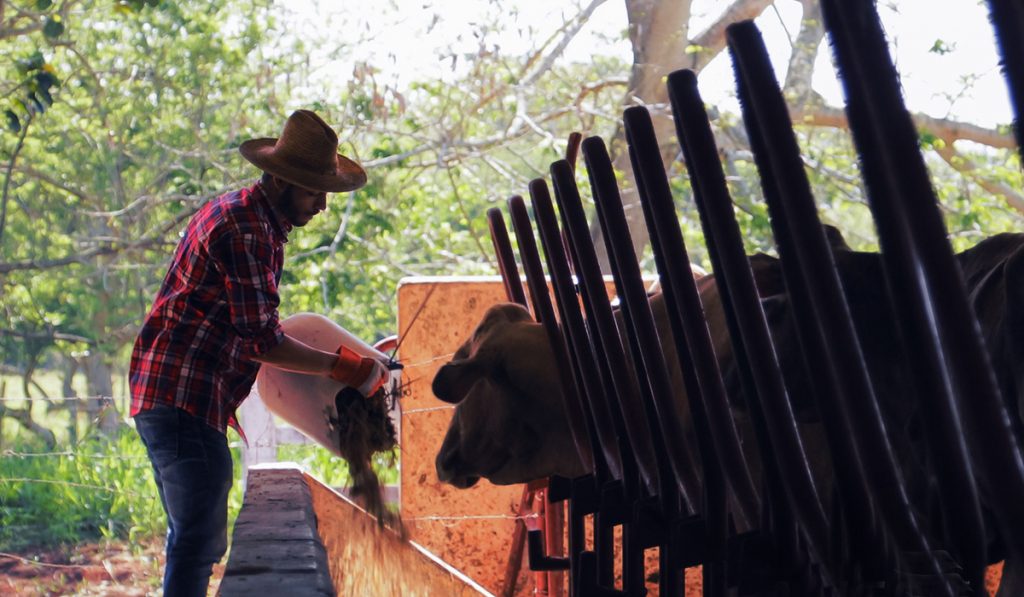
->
[433,303,587,487]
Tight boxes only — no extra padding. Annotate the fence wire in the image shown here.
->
[0,398,147,498]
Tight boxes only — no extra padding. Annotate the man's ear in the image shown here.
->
[270,175,289,192]
[432,359,486,404]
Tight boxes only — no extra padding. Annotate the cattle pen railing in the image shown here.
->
[475,0,1024,595]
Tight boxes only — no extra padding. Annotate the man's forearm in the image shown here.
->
[250,334,336,375]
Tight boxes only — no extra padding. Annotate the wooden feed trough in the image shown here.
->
[218,463,492,596]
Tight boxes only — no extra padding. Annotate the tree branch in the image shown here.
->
[686,0,777,73]
[1,403,56,448]
[934,144,1024,215]
[789,104,1017,149]
[519,0,609,88]
[0,327,95,345]
[445,162,493,264]
[13,163,93,203]
[0,112,31,249]
[466,0,610,116]
[0,195,205,274]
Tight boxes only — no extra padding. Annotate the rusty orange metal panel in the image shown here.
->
[397,277,529,595]
[396,276,654,595]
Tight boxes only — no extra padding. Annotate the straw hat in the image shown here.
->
[239,110,367,193]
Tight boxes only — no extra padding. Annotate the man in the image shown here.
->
[129,110,388,596]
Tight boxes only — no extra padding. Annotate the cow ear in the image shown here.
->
[433,359,484,404]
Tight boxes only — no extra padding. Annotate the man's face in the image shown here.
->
[277,182,328,227]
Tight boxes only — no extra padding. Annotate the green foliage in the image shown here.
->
[1,0,301,387]
[3,51,60,133]
[0,424,244,551]
[929,39,956,55]
[276,444,399,489]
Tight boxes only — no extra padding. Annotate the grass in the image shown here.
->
[1,370,399,554]
[278,442,399,488]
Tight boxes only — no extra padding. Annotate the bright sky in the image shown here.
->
[283,0,1012,129]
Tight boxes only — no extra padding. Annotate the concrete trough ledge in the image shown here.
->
[218,463,493,597]
[219,463,333,596]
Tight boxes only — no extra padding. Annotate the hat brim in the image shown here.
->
[240,138,367,193]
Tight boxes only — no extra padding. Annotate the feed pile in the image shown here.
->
[329,386,399,527]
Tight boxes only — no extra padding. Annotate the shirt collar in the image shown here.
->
[251,181,293,241]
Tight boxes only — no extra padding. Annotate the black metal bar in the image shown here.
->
[665,69,831,564]
[487,207,528,307]
[624,107,764,597]
[820,0,1024,580]
[986,0,1024,160]
[623,105,761,530]
[527,530,571,571]
[510,195,614,597]
[582,136,701,515]
[529,179,625,588]
[549,160,667,502]
[583,136,703,597]
[487,205,554,597]
[508,195,597,480]
[724,21,956,593]
[530,179,626,483]
[550,160,674,596]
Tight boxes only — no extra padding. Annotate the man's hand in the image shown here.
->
[330,345,389,397]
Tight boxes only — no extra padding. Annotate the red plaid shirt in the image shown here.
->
[130,183,291,435]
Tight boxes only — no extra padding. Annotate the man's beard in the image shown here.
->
[278,184,308,227]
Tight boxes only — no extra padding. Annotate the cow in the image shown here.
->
[431,229,1024,595]
[433,227,856,490]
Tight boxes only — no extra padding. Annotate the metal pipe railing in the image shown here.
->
[724,21,957,594]
[986,0,1024,161]
[550,159,677,596]
[666,68,832,577]
[821,0,1024,586]
[530,179,626,589]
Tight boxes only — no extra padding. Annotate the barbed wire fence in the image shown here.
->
[0,396,149,497]
[0,349,469,574]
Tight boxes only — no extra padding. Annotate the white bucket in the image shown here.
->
[254,313,401,458]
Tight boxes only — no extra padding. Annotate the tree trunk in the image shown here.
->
[5,405,57,448]
[4,367,57,448]
[63,357,79,444]
[83,352,119,435]
[592,0,777,271]
[0,378,5,452]
[784,0,826,108]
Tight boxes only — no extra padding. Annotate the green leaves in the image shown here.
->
[114,0,161,14]
[4,110,20,133]
[43,15,65,39]
[4,53,61,134]
[15,51,45,74]
[36,0,54,9]
[929,38,955,55]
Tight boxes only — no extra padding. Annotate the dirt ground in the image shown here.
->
[0,538,1004,596]
[0,538,224,597]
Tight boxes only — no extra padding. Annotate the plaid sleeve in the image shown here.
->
[211,231,285,357]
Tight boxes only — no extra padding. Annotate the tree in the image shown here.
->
[0,0,305,438]
[1,0,1019,445]
[588,0,1021,268]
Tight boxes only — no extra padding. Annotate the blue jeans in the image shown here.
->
[135,405,233,597]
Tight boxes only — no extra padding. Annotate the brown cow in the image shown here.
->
[431,300,588,488]
[433,248,831,489]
